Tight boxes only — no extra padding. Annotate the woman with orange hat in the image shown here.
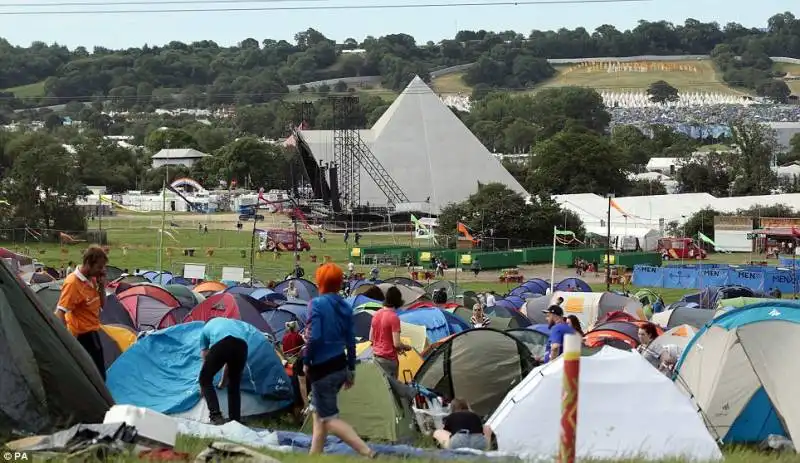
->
[305,263,374,457]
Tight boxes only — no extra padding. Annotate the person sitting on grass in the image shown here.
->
[433,398,494,451]
[306,263,375,458]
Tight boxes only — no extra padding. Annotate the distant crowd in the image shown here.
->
[610,104,800,131]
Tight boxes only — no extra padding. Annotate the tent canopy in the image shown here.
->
[415,328,534,419]
[487,347,722,461]
[651,307,715,330]
[674,302,800,445]
[184,293,273,333]
[273,278,318,301]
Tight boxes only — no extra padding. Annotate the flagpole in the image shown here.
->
[157,176,166,285]
[550,226,557,294]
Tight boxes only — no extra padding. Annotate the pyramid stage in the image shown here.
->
[291,76,527,216]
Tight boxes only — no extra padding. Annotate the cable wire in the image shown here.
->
[0,0,326,7]
[0,0,652,15]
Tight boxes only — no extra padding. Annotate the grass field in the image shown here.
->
[775,62,800,95]
[430,59,745,96]
[3,80,46,98]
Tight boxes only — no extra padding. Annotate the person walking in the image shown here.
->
[55,246,108,379]
[198,317,250,425]
[306,263,374,457]
[542,305,575,363]
[369,286,413,378]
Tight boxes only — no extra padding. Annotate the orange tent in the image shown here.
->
[194,281,227,295]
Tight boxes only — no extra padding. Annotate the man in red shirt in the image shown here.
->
[369,286,413,379]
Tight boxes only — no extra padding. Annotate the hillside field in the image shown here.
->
[431,59,747,96]
[3,80,46,98]
[775,62,800,95]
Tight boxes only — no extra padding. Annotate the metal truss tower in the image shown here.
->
[331,96,408,210]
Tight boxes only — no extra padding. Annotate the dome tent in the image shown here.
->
[674,301,800,444]
[488,347,721,461]
[414,328,534,418]
[0,260,112,434]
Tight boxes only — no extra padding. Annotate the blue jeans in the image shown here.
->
[449,431,486,450]
[310,369,348,420]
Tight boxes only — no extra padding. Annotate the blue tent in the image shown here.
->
[397,307,468,343]
[274,278,319,301]
[278,301,310,322]
[250,288,287,303]
[261,308,305,339]
[107,321,293,416]
[673,302,800,444]
[555,278,591,292]
[521,278,550,295]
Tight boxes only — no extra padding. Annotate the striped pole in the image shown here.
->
[559,334,582,463]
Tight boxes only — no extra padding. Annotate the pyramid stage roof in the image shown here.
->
[294,76,528,214]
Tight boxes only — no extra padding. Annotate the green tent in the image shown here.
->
[0,261,112,436]
[32,280,64,312]
[452,307,511,330]
[716,297,772,310]
[302,361,416,443]
[165,284,205,308]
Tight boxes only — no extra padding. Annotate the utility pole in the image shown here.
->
[605,193,613,292]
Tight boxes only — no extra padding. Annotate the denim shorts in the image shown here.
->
[310,368,348,420]
[448,431,486,450]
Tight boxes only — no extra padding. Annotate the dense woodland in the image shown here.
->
[0,11,798,113]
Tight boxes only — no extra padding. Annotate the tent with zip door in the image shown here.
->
[0,258,113,435]
[414,328,535,419]
[673,301,800,445]
[301,360,417,443]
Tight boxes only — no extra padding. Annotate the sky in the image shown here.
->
[0,0,796,49]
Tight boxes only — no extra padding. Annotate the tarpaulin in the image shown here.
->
[633,265,800,293]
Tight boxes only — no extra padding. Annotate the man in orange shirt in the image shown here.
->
[55,246,108,379]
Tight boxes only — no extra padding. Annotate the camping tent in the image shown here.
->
[32,280,63,311]
[99,294,136,330]
[506,327,549,362]
[98,324,137,368]
[119,294,177,331]
[273,278,318,301]
[414,328,534,418]
[184,293,273,333]
[194,281,227,295]
[165,284,205,308]
[260,308,306,339]
[649,324,696,356]
[157,307,191,329]
[356,342,425,383]
[107,321,293,420]
[301,360,416,443]
[651,307,715,330]
[673,302,800,444]
[583,320,659,349]
[487,347,722,461]
[397,307,469,343]
[0,260,112,434]
[118,285,181,309]
[520,279,549,295]
[378,283,426,307]
[554,278,591,292]
[523,292,644,328]
[384,277,423,288]
[716,297,772,311]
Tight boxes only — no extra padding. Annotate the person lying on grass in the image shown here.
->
[433,398,494,451]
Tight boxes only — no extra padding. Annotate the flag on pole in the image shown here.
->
[411,214,433,239]
[698,231,728,253]
[554,229,576,237]
[609,199,629,218]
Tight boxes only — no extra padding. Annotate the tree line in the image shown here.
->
[0,12,798,115]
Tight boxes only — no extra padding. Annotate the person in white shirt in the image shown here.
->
[485,291,496,307]
[347,261,355,277]
[285,281,299,300]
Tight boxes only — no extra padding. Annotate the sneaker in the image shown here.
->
[210,416,228,426]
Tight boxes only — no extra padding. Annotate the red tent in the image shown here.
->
[119,295,174,331]
[183,293,273,333]
[118,285,181,309]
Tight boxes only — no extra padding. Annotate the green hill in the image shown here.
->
[3,80,46,98]
[432,59,747,96]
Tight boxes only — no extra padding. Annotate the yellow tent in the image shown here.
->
[356,339,424,383]
[100,324,136,351]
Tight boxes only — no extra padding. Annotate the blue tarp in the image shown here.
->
[632,265,800,293]
[107,321,293,415]
[276,431,508,460]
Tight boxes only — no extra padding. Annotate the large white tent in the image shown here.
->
[487,347,722,461]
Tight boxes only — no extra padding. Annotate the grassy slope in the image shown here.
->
[431,59,745,96]
[3,80,46,98]
[775,62,800,94]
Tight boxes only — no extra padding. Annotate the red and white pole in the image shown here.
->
[559,334,582,463]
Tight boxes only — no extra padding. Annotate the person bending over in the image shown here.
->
[199,317,250,425]
[433,398,493,451]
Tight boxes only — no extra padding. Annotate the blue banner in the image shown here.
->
[632,265,800,293]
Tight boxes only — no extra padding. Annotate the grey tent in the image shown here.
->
[414,328,534,419]
[651,307,715,330]
[0,260,113,435]
[32,280,64,312]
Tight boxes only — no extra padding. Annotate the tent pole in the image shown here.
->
[550,226,557,294]
[157,176,166,285]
